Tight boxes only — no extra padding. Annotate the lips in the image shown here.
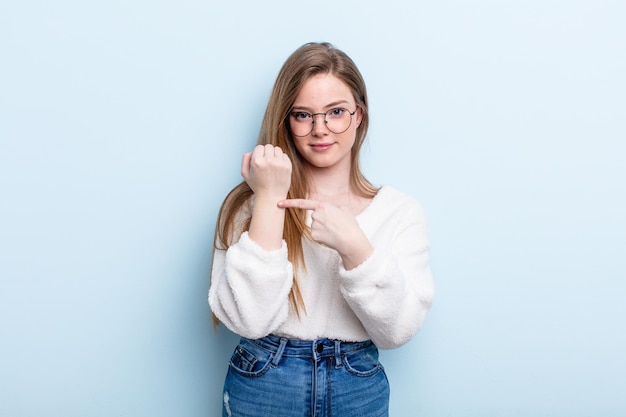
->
[310,143,334,151]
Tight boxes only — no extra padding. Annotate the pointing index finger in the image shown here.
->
[277,199,319,210]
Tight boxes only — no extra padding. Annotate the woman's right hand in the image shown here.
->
[242,144,292,199]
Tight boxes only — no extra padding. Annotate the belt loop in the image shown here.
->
[272,337,288,366]
[334,340,342,369]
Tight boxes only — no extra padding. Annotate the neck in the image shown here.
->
[304,164,351,198]
[304,163,373,216]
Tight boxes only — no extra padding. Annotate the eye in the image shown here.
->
[328,108,346,118]
[291,111,311,121]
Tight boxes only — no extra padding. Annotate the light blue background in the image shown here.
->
[1,0,625,416]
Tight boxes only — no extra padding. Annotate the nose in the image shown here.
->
[311,113,329,136]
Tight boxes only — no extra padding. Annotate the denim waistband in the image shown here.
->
[246,335,373,366]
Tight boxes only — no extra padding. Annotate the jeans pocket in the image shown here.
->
[342,345,383,378]
[228,340,274,378]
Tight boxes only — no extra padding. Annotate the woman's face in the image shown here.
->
[289,73,362,173]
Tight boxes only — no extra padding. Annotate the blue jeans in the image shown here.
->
[222,335,390,417]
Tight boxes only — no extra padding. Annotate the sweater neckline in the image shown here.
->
[356,185,387,220]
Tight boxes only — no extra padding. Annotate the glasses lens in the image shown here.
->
[325,108,352,134]
[289,112,313,137]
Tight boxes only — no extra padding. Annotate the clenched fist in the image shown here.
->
[242,144,292,199]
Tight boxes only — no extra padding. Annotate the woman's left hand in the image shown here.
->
[277,198,373,270]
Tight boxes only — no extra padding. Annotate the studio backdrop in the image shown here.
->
[1,0,625,416]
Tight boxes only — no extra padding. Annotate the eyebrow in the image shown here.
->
[291,100,351,112]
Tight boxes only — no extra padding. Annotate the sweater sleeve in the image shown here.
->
[208,231,294,339]
[338,202,434,349]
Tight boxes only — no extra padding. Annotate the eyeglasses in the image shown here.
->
[287,107,358,137]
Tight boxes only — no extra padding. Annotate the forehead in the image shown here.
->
[292,73,354,108]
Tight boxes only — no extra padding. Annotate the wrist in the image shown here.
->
[252,190,285,204]
[254,190,289,204]
[249,195,288,251]
[339,235,373,271]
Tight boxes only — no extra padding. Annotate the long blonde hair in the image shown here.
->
[212,42,378,325]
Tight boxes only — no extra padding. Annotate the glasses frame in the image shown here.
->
[287,107,358,137]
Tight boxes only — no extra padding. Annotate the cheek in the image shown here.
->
[292,138,306,154]
[341,131,358,149]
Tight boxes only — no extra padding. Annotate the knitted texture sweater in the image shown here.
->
[208,186,434,349]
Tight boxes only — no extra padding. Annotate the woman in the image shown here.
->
[209,42,434,417]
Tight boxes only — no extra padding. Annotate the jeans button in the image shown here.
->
[316,343,323,353]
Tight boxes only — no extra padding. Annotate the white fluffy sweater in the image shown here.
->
[208,186,434,350]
